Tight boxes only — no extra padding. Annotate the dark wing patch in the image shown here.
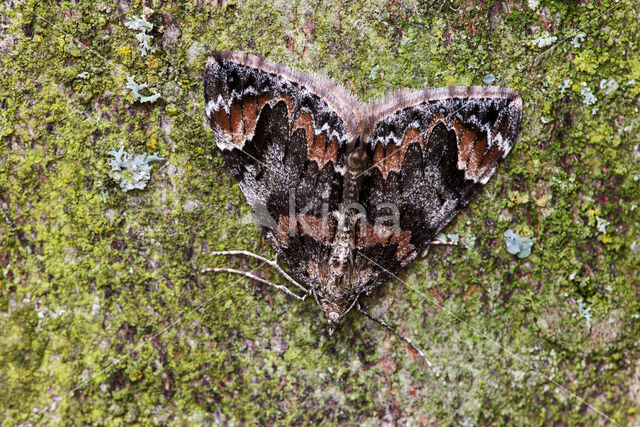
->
[204,51,359,287]
[355,88,522,292]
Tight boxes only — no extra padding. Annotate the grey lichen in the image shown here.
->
[125,76,161,103]
[504,229,534,259]
[595,216,610,234]
[530,34,557,48]
[124,15,156,56]
[108,147,164,192]
[124,15,153,32]
[581,84,597,105]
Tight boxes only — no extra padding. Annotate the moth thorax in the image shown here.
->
[346,146,368,172]
[343,148,368,205]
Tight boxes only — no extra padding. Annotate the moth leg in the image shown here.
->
[356,303,437,375]
[202,266,307,301]
[208,250,309,295]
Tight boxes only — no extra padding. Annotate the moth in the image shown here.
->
[203,50,521,364]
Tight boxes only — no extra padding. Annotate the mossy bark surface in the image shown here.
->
[1,0,639,424]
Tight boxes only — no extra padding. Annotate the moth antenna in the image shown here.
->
[356,304,438,376]
[202,266,307,301]
[209,250,309,294]
[429,240,458,246]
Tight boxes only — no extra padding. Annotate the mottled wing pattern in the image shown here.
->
[355,87,522,292]
[203,51,359,287]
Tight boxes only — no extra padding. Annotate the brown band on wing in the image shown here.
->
[215,94,289,147]
[307,132,339,169]
[274,214,336,247]
[210,107,231,134]
[458,127,477,171]
[229,102,244,146]
[391,229,413,260]
[425,113,445,137]
[452,120,464,143]
[479,144,503,170]
[256,93,272,115]
[372,127,421,179]
[476,144,503,182]
[465,133,487,180]
[292,112,319,160]
[256,93,293,123]
[281,93,293,123]
[358,224,413,260]
[242,97,258,141]
[403,127,423,149]
[274,215,292,246]
[308,132,327,167]
[324,136,339,168]
[382,143,401,178]
[297,214,335,243]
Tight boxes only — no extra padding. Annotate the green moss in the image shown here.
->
[1,0,639,424]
